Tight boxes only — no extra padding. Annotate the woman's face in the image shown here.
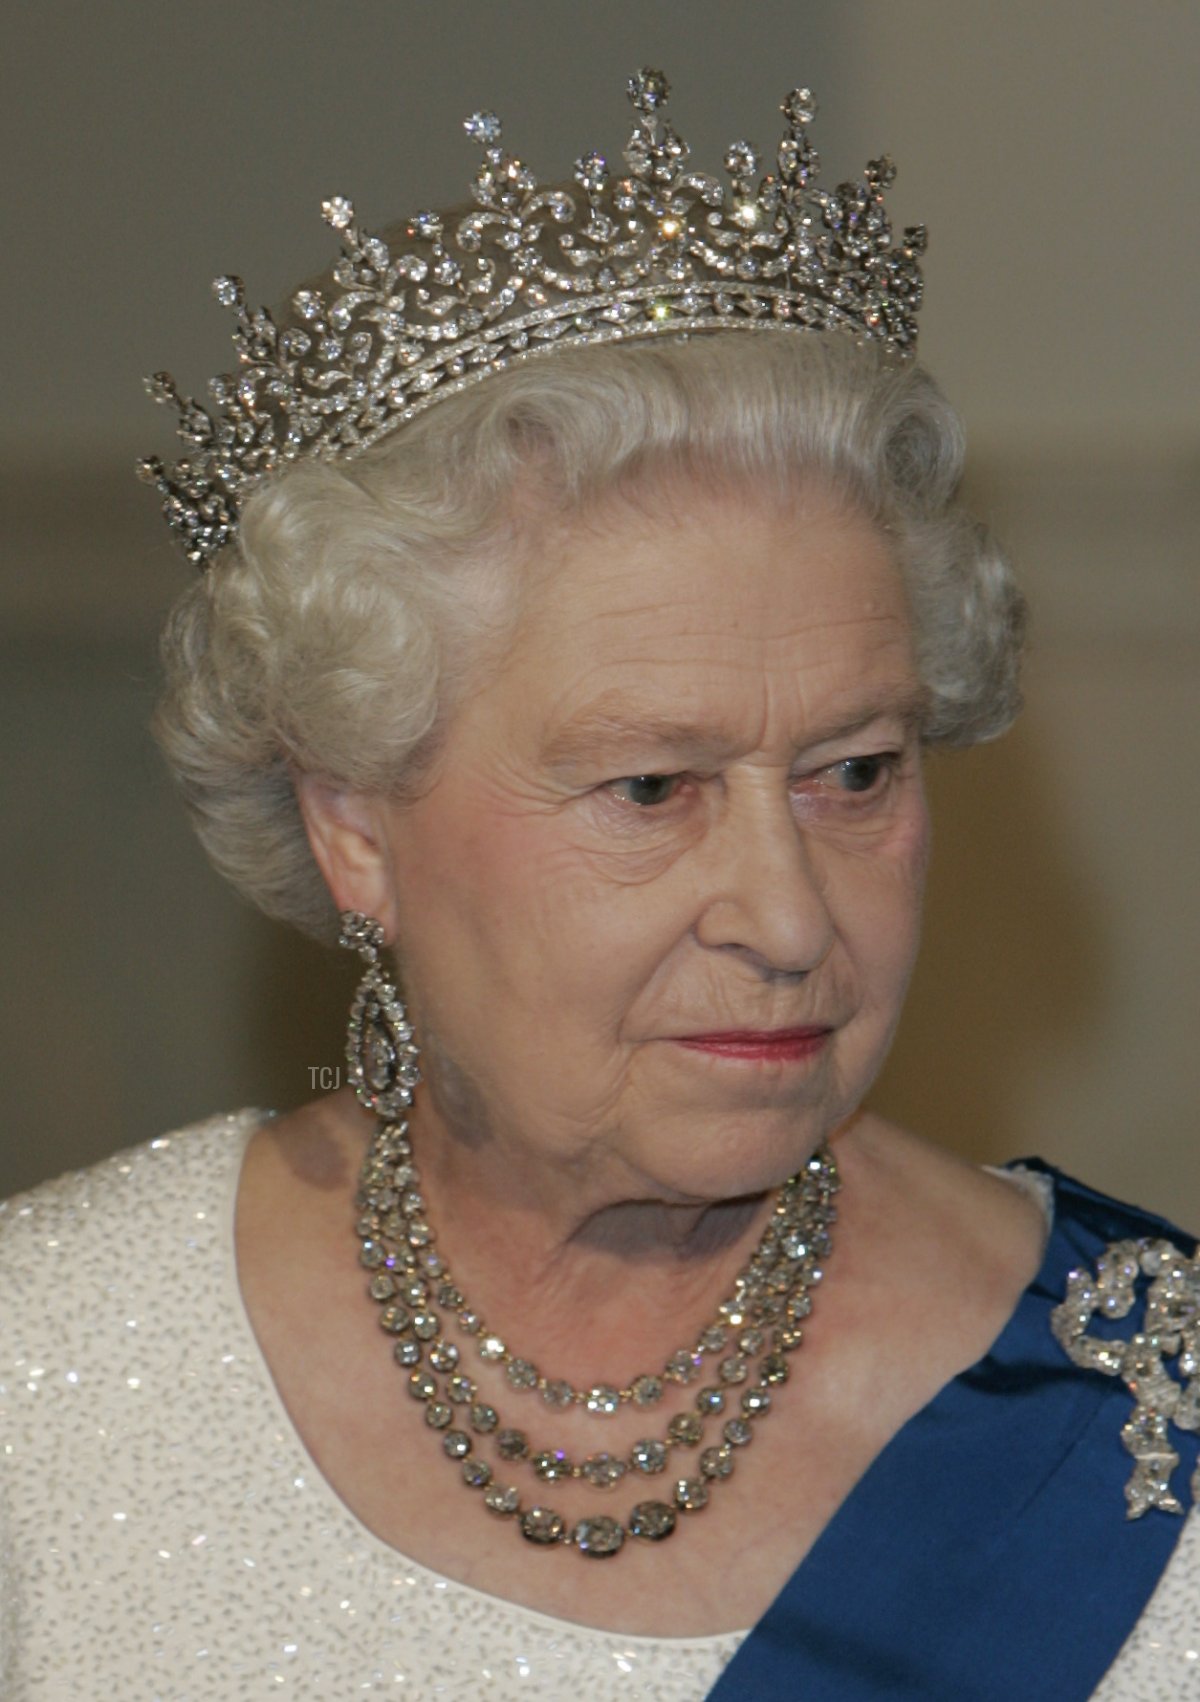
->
[373,476,929,1208]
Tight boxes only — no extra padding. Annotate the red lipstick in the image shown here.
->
[673,1027,831,1062]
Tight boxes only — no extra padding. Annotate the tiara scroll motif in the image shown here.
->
[138,68,927,566]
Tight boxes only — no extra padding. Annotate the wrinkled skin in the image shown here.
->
[304,475,929,1244]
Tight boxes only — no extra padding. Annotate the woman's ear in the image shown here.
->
[295,775,398,937]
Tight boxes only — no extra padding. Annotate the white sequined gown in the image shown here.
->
[1,1112,1197,1699]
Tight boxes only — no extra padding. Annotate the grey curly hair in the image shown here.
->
[154,332,1025,941]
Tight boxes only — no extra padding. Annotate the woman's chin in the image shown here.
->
[615,1105,844,1208]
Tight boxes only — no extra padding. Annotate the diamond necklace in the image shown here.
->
[356,1115,839,1557]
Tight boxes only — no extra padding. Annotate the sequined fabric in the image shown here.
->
[0,1114,743,1698]
[1093,1505,1200,1699]
[2,1114,1199,1698]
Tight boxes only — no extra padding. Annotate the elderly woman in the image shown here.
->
[2,70,1199,1701]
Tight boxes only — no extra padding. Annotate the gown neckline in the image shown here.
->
[223,1111,1064,1649]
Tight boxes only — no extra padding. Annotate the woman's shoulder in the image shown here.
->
[1003,1156,1200,1531]
[1008,1155,1198,1255]
[0,1110,264,1333]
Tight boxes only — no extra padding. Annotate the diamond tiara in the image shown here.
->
[138,67,927,566]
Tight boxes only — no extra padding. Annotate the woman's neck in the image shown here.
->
[383,1090,805,1393]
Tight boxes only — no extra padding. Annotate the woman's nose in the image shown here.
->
[692,778,835,977]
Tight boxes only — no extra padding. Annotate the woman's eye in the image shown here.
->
[794,753,899,807]
[832,755,891,793]
[608,773,684,808]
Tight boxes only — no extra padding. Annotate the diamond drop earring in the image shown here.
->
[338,910,421,1121]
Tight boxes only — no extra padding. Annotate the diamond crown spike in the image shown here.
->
[138,69,927,566]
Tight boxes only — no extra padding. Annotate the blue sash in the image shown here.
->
[707,1164,1197,1701]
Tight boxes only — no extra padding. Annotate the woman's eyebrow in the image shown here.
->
[802,685,930,748]
[540,706,728,771]
[540,684,928,770]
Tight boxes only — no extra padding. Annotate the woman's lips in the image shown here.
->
[672,1027,832,1062]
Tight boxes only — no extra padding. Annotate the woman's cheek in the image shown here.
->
[559,799,706,890]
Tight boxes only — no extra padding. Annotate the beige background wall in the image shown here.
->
[2,1,1197,1216]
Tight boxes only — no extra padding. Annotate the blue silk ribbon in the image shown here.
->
[707,1164,1198,1701]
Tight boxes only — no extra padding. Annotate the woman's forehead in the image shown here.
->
[512,481,907,649]
[479,489,919,757]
